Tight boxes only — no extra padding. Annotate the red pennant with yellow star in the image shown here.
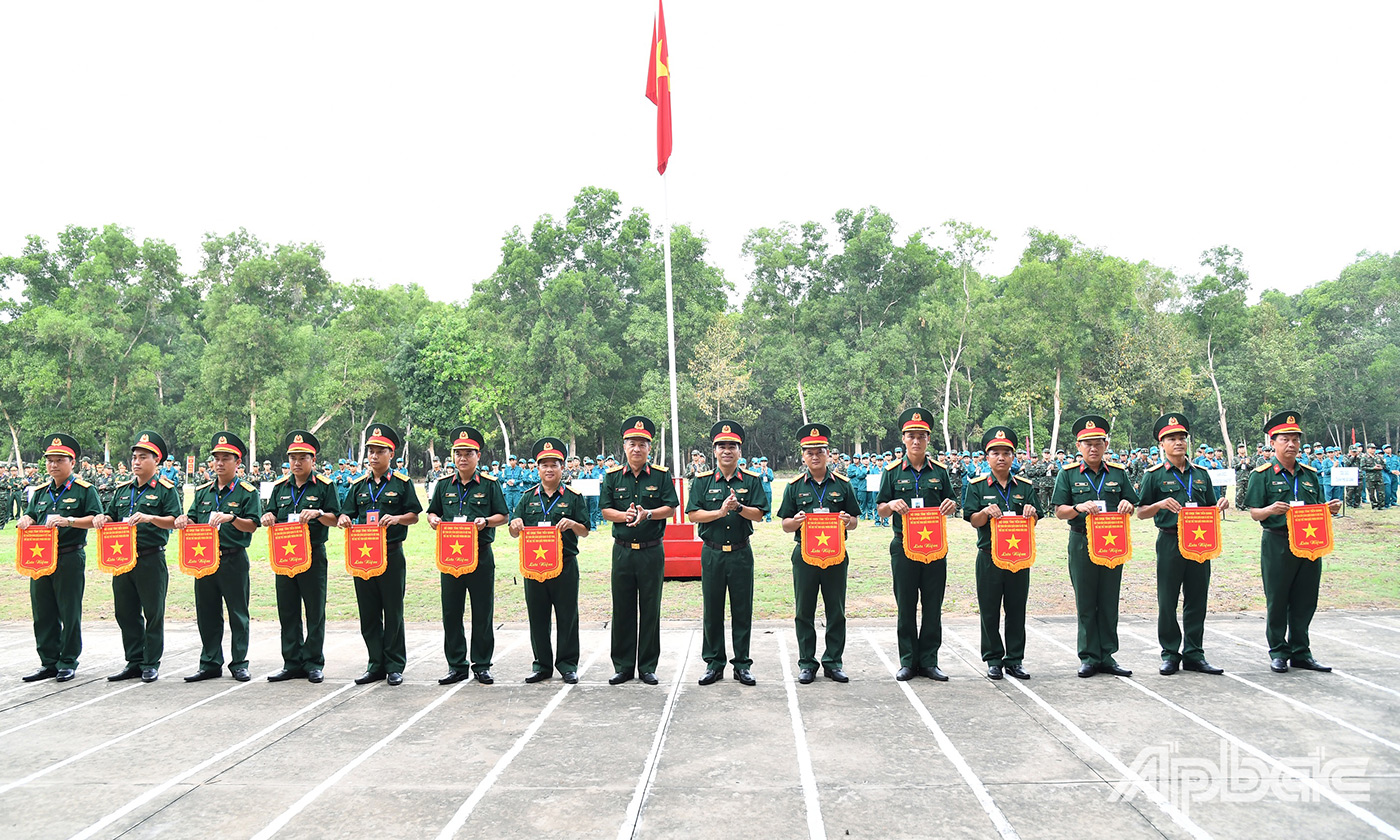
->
[344,523,387,580]
[1286,503,1334,561]
[902,507,949,563]
[1086,511,1132,568]
[1177,507,1223,563]
[436,521,480,577]
[178,523,221,578]
[990,516,1037,571]
[519,525,563,582]
[96,522,138,575]
[268,521,312,576]
[800,512,846,568]
[15,526,58,579]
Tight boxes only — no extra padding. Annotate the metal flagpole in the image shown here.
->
[663,172,683,521]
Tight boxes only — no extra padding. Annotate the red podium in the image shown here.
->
[663,476,701,578]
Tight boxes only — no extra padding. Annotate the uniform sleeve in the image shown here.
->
[243,488,262,524]
[939,466,956,503]
[659,473,680,508]
[80,486,103,518]
[186,487,201,517]
[572,492,591,531]
[684,478,704,514]
[1027,483,1046,519]
[1049,470,1073,507]
[160,486,183,518]
[488,480,509,518]
[839,482,861,517]
[426,481,444,517]
[1137,472,1162,507]
[875,468,895,505]
[1120,470,1141,506]
[403,480,423,514]
[511,491,531,521]
[341,484,360,519]
[751,478,771,515]
[961,481,978,522]
[775,483,798,519]
[1192,468,1216,506]
[104,488,122,519]
[1243,468,1267,510]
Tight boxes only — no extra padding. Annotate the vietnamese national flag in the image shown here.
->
[646,1,672,174]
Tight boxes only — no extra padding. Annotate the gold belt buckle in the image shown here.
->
[722,544,732,552]
[630,542,641,550]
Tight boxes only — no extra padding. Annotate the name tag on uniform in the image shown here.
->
[812,507,829,514]
[1289,500,1305,507]
[1185,502,1199,508]
[453,516,468,523]
[286,512,299,522]
[910,498,925,509]
[1091,500,1108,513]
[536,520,551,528]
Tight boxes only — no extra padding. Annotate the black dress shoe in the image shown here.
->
[438,670,469,685]
[733,669,756,686]
[640,672,659,685]
[1003,664,1030,680]
[354,670,387,685]
[1077,663,1096,678]
[268,668,308,682]
[917,666,948,682]
[562,672,578,684]
[231,668,251,682]
[524,671,551,684]
[894,666,916,681]
[698,669,722,686]
[56,669,76,682]
[798,668,815,684]
[1183,659,1224,675]
[386,672,403,686]
[108,664,142,682]
[987,664,1003,680]
[185,669,221,682]
[22,666,58,682]
[141,668,159,683]
[306,669,323,683]
[1097,664,1132,677]
[1270,658,1289,673]
[1290,657,1332,672]
[475,670,494,685]
[1160,660,1179,676]
[609,671,634,686]
[823,667,849,683]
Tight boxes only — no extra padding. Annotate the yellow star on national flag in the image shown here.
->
[1191,526,1207,541]
[533,547,548,560]
[917,527,933,542]
[1302,524,1318,538]
[358,544,373,558]
[1101,532,1118,547]
[1004,535,1021,549]
[281,541,297,556]
[30,543,45,558]
[814,532,831,546]
[449,541,465,555]
[109,541,124,555]
[192,543,207,557]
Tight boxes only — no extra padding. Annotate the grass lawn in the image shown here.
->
[2,479,1397,624]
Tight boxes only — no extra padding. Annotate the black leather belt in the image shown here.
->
[1160,526,1177,534]
[617,538,662,550]
[703,539,748,553]
[1265,527,1288,536]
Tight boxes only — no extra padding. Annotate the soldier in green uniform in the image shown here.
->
[1343,444,1364,509]
[1232,443,1251,512]
[963,427,1042,681]
[1136,415,1230,676]
[260,430,340,684]
[426,425,509,686]
[337,424,421,686]
[687,420,769,686]
[509,437,589,684]
[94,431,181,683]
[1245,411,1341,673]
[1363,442,1386,509]
[1051,414,1140,678]
[176,433,261,682]
[777,423,860,684]
[875,408,958,681]
[600,416,678,686]
[17,434,102,682]
[0,467,13,529]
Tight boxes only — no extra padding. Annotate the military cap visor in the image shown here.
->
[711,420,744,444]
[1264,411,1303,437]
[132,430,166,461]
[43,433,80,460]
[210,433,246,458]
[982,427,1018,452]
[365,424,400,452]
[622,416,656,441]
[449,425,484,451]
[798,423,831,449]
[1073,414,1110,441]
[285,430,320,455]
[1154,414,1189,440]
[532,438,566,463]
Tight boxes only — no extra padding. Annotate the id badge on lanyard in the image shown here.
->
[910,498,925,509]
[366,510,380,525]
[1091,500,1108,513]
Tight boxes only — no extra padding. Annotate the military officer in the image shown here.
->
[686,420,769,686]
[0,467,14,529]
[93,431,181,683]
[1051,414,1140,678]
[175,433,261,682]
[777,423,860,683]
[1245,411,1342,673]
[1344,444,1364,509]
[260,430,340,683]
[876,408,959,681]
[17,434,102,682]
[509,438,589,684]
[1136,415,1230,676]
[599,416,678,686]
[425,425,508,686]
[1363,442,1386,509]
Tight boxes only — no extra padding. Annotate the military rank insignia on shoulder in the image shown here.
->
[271,474,291,487]
[115,479,134,490]
[886,461,902,471]
[351,472,370,484]
[1299,462,1318,472]
[833,471,850,482]
[1014,474,1033,485]
[73,477,92,488]
[1145,463,1164,473]
[479,472,497,481]
[393,470,410,482]
[741,468,761,478]
[239,480,257,492]
[693,469,713,478]
[316,473,333,485]
[1254,463,1272,472]
[969,474,989,484]
[932,458,948,469]
[159,478,175,489]
[605,464,625,474]
[194,481,213,491]
[651,462,669,472]
[1106,461,1127,470]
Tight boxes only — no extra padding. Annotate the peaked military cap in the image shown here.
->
[449,425,484,452]
[42,433,80,460]
[711,420,744,444]
[1153,414,1190,440]
[798,423,832,448]
[1264,411,1303,438]
[1072,414,1110,441]
[132,430,167,461]
[364,423,401,452]
[982,426,1018,452]
[532,437,567,463]
[285,429,320,455]
[210,432,247,459]
[621,416,656,441]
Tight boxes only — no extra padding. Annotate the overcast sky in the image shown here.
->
[3,2,1396,305]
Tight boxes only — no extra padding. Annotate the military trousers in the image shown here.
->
[32,548,86,671]
[1386,473,1397,507]
[524,559,580,675]
[791,548,847,671]
[1066,531,1122,667]
[0,493,11,527]
[1260,530,1320,660]
[1367,478,1385,508]
[441,545,495,674]
[700,544,754,671]
[610,542,665,675]
[889,540,946,669]
[194,547,251,672]
[975,550,1029,667]
[113,549,168,670]
[353,543,408,673]
[275,544,328,672]
[1155,530,1210,664]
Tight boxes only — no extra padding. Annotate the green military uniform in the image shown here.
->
[0,472,14,529]
[776,423,862,681]
[1363,445,1386,509]
[1137,416,1223,675]
[601,416,679,684]
[1344,446,1364,509]
[106,431,182,681]
[1244,411,1332,672]
[962,427,1042,679]
[21,434,103,681]
[427,425,509,684]
[513,437,589,682]
[185,432,262,680]
[1050,414,1140,676]
[875,408,957,678]
[341,423,422,683]
[263,430,341,682]
[687,420,769,684]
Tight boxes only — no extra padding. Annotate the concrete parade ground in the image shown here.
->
[3,611,1400,840]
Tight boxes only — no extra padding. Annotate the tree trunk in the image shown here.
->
[1049,368,1063,454]
[1205,334,1233,462]
[248,390,258,466]
[1027,402,1034,455]
[796,378,809,424]
[495,409,511,461]
[359,409,376,464]
[3,405,21,468]
[308,398,350,434]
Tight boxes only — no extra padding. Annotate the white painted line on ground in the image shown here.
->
[865,631,1020,840]
[0,642,202,703]
[1204,625,1400,701]
[944,628,1212,840]
[434,641,607,840]
[0,681,143,738]
[777,634,828,840]
[1115,672,1400,839]
[1307,630,1400,661]
[1345,616,1400,634]
[616,629,696,840]
[1025,624,1076,656]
